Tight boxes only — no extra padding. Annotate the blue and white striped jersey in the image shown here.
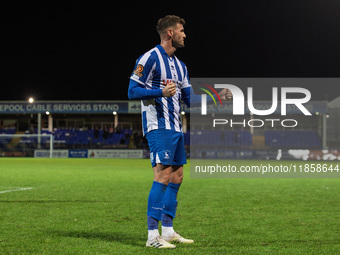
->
[129,45,191,135]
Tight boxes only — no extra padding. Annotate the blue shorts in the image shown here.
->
[146,129,187,167]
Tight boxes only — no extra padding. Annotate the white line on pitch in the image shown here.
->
[0,187,33,194]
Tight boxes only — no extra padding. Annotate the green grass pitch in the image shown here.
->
[0,158,340,254]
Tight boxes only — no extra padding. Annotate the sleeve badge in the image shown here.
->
[133,64,144,78]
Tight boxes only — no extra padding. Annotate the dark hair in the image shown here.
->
[156,15,185,35]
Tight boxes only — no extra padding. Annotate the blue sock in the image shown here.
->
[147,181,167,223]
[147,215,159,230]
[162,182,181,220]
[161,213,173,227]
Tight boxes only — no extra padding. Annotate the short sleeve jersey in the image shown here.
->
[130,45,191,135]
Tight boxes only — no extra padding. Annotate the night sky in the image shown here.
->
[3,1,340,101]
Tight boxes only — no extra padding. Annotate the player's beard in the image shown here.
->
[172,39,185,49]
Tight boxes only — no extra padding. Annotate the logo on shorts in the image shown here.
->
[163,150,171,160]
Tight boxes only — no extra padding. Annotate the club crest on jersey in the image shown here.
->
[133,64,144,78]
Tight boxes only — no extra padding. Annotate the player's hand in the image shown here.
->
[219,88,232,101]
[162,82,176,97]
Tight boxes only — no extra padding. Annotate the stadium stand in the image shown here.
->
[189,130,253,147]
[0,128,16,134]
[49,128,131,148]
[10,128,132,150]
[0,128,16,149]
[265,130,321,148]
[0,127,323,152]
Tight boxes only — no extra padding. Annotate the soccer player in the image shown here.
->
[128,15,230,249]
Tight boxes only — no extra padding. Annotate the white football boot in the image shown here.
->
[146,235,176,248]
[161,232,194,244]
